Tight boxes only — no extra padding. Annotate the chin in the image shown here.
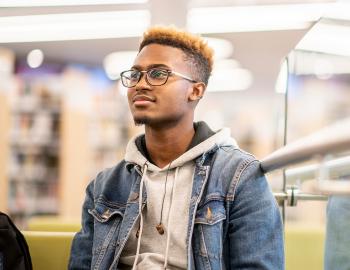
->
[133,115,183,129]
[133,115,151,126]
[133,114,166,127]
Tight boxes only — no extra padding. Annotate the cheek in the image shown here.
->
[160,90,189,112]
[127,89,134,104]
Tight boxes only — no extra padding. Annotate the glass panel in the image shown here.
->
[284,16,350,270]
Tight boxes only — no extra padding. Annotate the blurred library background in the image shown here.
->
[0,0,301,227]
[0,1,350,269]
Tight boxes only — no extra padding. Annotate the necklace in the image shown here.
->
[156,162,172,235]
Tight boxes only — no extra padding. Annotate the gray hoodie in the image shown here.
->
[119,123,237,270]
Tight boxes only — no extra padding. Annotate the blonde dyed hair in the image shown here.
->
[139,26,214,85]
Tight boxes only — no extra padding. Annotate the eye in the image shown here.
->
[148,69,168,80]
[129,70,140,80]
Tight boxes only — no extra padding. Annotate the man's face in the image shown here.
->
[127,44,196,127]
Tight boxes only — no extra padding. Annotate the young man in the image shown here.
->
[69,26,284,270]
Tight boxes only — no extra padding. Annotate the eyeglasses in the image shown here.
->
[120,68,197,88]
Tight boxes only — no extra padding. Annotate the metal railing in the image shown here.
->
[260,119,350,205]
[261,119,350,173]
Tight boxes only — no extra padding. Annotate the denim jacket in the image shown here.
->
[69,144,284,270]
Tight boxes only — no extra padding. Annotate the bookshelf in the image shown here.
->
[0,92,10,212]
[0,56,131,225]
[7,76,62,226]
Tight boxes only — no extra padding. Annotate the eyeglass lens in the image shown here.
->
[122,69,169,87]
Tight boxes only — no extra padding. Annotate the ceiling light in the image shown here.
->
[203,37,233,60]
[187,3,335,33]
[103,50,138,80]
[27,49,44,68]
[207,68,253,92]
[0,0,148,7]
[0,10,150,43]
[213,59,240,70]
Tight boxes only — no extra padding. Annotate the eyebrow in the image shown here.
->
[131,63,171,70]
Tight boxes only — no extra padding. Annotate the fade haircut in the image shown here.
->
[139,26,214,85]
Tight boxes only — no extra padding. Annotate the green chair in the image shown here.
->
[23,225,325,270]
[285,225,325,270]
[27,216,81,232]
[23,231,75,270]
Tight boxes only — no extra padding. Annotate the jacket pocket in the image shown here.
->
[195,199,226,225]
[88,204,124,223]
[88,200,126,269]
[193,200,226,264]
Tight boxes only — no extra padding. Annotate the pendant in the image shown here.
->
[156,223,165,235]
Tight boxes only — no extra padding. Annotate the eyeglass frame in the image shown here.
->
[120,68,198,88]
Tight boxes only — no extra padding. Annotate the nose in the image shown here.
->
[135,72,151,91]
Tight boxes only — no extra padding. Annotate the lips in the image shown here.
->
[132,94,156,103]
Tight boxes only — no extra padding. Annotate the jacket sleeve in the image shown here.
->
[68,180,95,270]
[228,160,285,270]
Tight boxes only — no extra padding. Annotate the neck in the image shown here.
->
[144,118,195,168]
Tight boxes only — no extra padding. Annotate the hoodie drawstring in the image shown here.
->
[132,162,148,270]
[132,163,179,270]
[163,166,179,269]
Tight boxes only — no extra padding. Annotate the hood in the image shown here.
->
[125,127,238,172]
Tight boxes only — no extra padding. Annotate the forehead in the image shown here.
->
[133,43,186,69]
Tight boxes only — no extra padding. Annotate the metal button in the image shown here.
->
[101,209,111,219]
[206,206,212,222]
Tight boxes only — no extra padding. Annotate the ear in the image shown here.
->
[188,82,206,102]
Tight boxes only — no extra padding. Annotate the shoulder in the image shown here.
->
[213,146,264,200]
[203,146,260,199]
[214,145,259,177]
